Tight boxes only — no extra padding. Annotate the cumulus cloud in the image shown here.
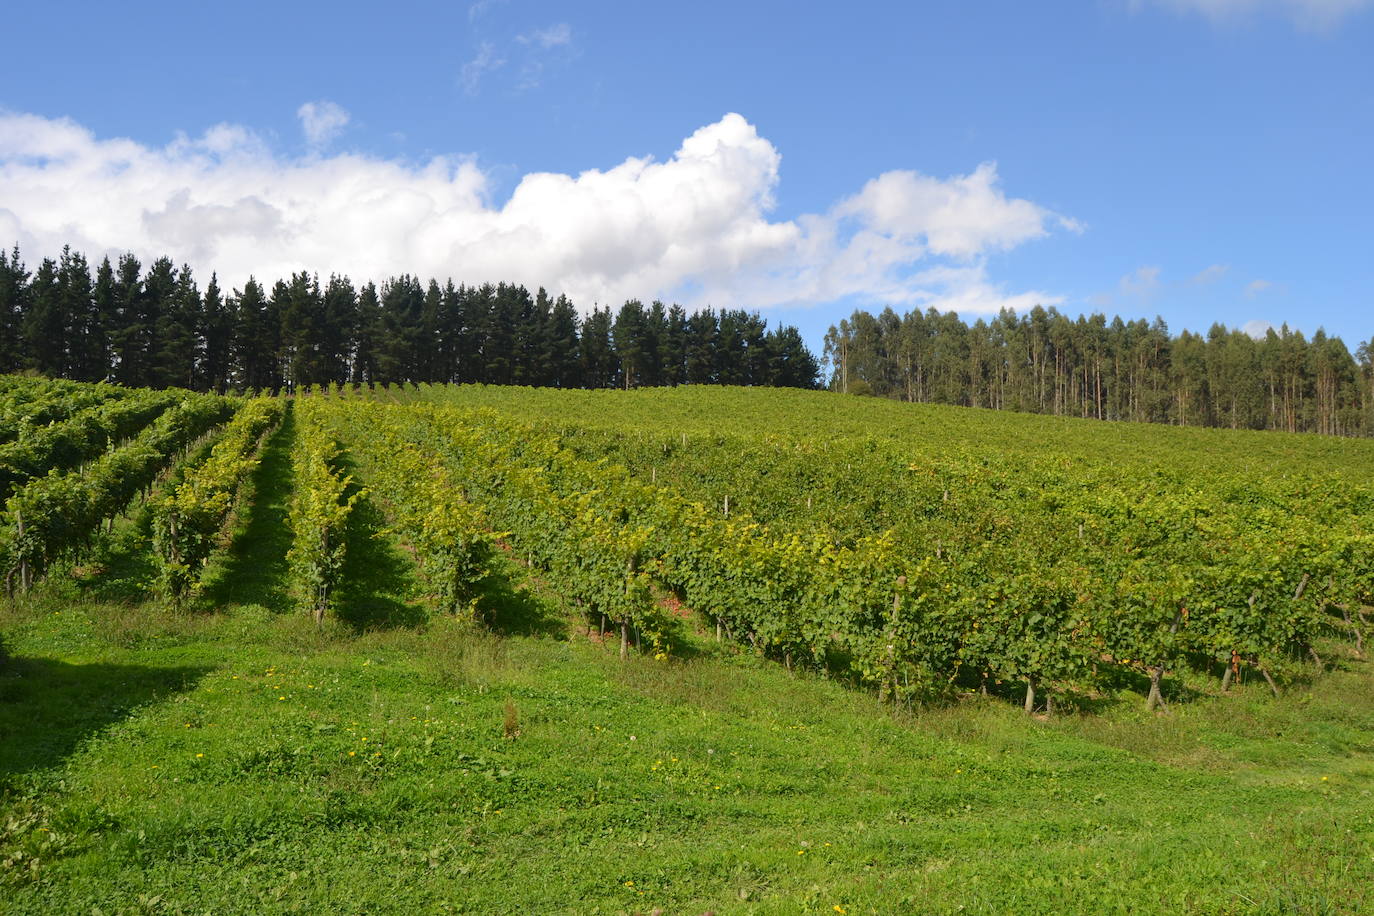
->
[0,109,1071,315]
[1241,319,1275,338]
[296,101,349,148]
[834,164,1057,259]
[1133,0,1372,29]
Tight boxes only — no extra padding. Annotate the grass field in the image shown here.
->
[2,389,1373,914]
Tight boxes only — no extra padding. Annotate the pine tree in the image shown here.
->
[231,278,271,391]
[377,275,424,384]
[546,294,581,387]
[764,325,818,388]
[581,306,615,388]
[23,256,64,376]
[685,308,718,384]
[0,246,30,373]
[61,248,103,381]
[436,281,465,384]
[139,257,179,388]
[110,254,145,386]
[419,279,443,382]
[521,287,553,387]
[151,263,199,388]
[91,257,118,383]
[612,300,646,388]
[351,282,382,385]
[278,272,328,390]
[478,283,516,385]
[662,303,688,385]
[717,309,750,386]
[321,275,358,385]
[200,274,234,393]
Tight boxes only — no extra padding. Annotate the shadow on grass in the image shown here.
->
[475,558,567,640]
[333,487,428,632]
[330,450,561,636]
[67,510,159,604]
[200,409,295,611]
[0,657,208,784]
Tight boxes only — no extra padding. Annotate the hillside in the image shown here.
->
[0,378,1371,913]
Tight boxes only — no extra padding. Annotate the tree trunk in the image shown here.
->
[1259,667,1280,699]
[1226,649,1241,691]
[1146,666,1167,713]
[619,620,629,659]
[16,510,31,592]
[1024,677,1036,715]
[1343,606,1365,657]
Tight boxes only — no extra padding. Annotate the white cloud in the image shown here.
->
[518,23,572,48]
[460,42,505,95]
[1119,265,1162,297]
[296,101,350,148]
[834,164,1056,259]
[1245,279,1273,297]
[1134,0,1372,29]
[0,109,1071,315]
[1241,319,1275,338]
[1190,263,1229,284]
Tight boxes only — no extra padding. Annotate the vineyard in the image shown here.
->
[1,375,1372,913]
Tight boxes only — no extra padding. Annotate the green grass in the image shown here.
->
[1,596,1371,915]
[1,396,1372,914]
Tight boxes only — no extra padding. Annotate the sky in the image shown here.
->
[1,0,1371,354]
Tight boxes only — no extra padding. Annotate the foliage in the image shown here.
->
[151,397,283,603]
[310,393,495,620]
[0,393,233,590]
[286,400,362,623]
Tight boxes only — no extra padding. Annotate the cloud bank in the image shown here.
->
[0,109,1070,314]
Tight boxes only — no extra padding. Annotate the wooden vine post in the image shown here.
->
[1146,607,1184,713]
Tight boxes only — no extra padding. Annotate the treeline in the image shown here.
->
[825,306,1374,436]
[0,245,819,393]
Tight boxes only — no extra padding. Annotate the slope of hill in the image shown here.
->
[0,379,1371,913]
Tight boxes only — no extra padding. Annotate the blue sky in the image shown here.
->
[1,0,1371,353]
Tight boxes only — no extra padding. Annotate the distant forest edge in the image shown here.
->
[1,243,1371,437]
[825,307,1374,437]
[0,245,820,393]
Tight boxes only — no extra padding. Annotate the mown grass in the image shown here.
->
[1,590,1372,914]
[2,592,1371,915]
[0,413,1371,914]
